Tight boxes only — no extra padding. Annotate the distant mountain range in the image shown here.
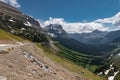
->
[44,24,120,55]
[69,29,108,45]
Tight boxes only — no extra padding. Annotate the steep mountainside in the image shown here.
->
[105,30,120,42]
[0,30,80,80]
[0,2,46,43]
[0,1,41,31]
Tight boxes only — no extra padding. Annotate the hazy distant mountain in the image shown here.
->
[45,24,114,55]
[69,30,108,45]
[105,30,120,42]
[45,24,109,45]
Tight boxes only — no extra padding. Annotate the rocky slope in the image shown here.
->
[0,1,41,31]
[0,29,103,80]
[0,41,81,80]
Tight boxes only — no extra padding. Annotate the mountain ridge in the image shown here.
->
[0,1,41,31]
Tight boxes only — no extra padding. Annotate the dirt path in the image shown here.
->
[0,42,82,80]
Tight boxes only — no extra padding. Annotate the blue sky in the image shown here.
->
[17,0,120,22]
[1,0,120,33]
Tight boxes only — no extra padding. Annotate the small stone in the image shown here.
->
[28,73,32,76]
[8,65,13,69]
[0,50,9,54]
[0,76,7,80]
[45,65,49,69]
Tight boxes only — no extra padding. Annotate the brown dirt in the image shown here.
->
[0,42,83,80]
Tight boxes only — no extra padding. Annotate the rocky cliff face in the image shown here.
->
[44,24,67,37]
[0,1,41,31]
[0,1,49,43]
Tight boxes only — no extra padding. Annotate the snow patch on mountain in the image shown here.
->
[104,64,114,75]
[118,53,120,56]
[9,18,15,22]
[24,21,32,26]
[108,71,119,80]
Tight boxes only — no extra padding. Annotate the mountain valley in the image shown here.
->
[0,1,120,80]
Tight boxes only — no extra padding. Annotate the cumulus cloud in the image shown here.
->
[41,17,108,33]
[0,0,21,8]
[95,12,120,25]
[40,12,120,33]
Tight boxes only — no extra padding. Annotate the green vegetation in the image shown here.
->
[0,14,48,43]
[36,43,104,80]
[54,37,112,56]
[111,50,120,80]
[0,29,23,41]
[55,43,103,72]
[88,65,98,72]
[55,43,94,66]
[115,73,120,80]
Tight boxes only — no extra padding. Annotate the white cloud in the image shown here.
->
[40,12,120,33]
[42,17,108,33]
[0,0,21,8]
[95,12,120,25]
